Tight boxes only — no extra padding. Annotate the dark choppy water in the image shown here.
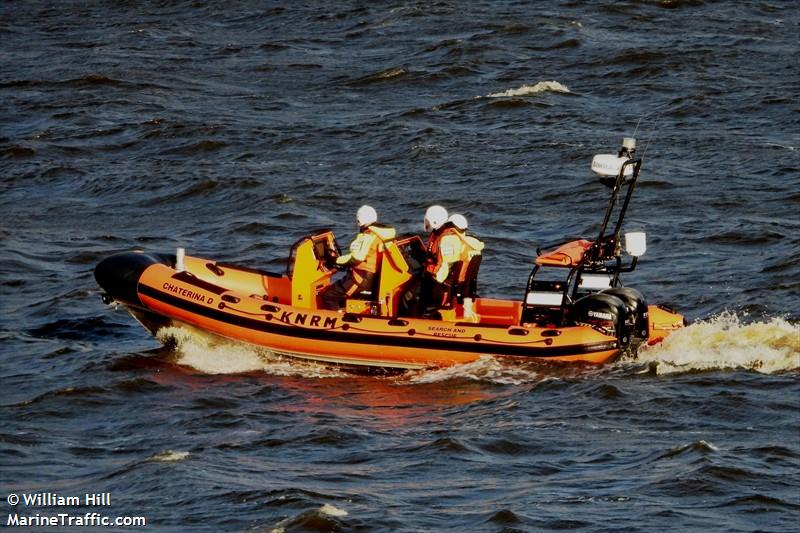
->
[2,1,799,531]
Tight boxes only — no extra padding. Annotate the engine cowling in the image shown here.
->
[570,293,629,345]
[603,287,649,342]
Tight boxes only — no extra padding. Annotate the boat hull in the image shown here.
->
[95,252,679,370]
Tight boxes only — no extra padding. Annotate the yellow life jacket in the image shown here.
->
[340,224,396,274]
[453,231,484,283]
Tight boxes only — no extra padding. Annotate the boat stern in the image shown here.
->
[647,304,686,345]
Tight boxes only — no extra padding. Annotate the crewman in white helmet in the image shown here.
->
[321,205,395,310]
[420,205,464,312]
[446,214,484,320]
[447,213,484,277]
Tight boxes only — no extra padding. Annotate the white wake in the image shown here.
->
[633,313,800,375]
[405,355,540,385]
[156,325,345,378]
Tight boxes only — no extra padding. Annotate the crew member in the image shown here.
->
[321,205,394,310]
[447,214,485,320]
[421,205,462,311]
[447,213,485,283]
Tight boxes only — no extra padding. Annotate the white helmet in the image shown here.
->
[424,205,448,232]
[356,205,377,227]
[448,213,468,231]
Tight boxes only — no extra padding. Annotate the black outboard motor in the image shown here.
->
[571,293,629,346]
[603,287,649,343]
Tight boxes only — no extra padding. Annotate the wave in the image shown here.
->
[486,80,571,98]
[405,355,540,385]
[0,145,36,159]
[485,98,541,109]
[656,440,719,460]
[267,503,348,533]
[0,74,165,90]
[160,140,229,156]
[28,316,128,341]
[156,325,345,378]
[345,66,407,86]
[147,450,190,462]
[144,179,219,205]
[633,313,800,375]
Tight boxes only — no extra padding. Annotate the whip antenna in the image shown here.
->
[632,116,644,140]
[639,116,658,163]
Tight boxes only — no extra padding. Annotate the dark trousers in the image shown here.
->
[418,273,449,314]
[321,270,375,310]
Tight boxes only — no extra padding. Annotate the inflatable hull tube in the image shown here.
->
[95,252,174,307]
[94,252,625,369]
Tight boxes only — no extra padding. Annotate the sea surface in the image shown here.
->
[1,1,799,531]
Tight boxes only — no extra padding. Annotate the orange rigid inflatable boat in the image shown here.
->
[95,138,685,370]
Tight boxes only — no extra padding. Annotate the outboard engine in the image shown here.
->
[603,287,649,343]
[571,293,629,346]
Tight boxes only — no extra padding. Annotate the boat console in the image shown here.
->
[285,229,341,308]
[344,234,426,317]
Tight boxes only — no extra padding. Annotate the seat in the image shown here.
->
[344,234,418,317]
[375,240,416,316]
[439,253,483,307]
[344,248,384,313]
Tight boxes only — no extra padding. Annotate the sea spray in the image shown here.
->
[634,313,800,375]
[156,325,344,378]
[406,355,539,385]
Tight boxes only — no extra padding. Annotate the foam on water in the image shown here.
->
[406,355,539,385]
[152,315,798,380]
[155,325,543,383]
[486,80,571,98]
[155,325,345,378]
[148,450,190,462]
[319,504,348,517]
[633,313,800,375]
